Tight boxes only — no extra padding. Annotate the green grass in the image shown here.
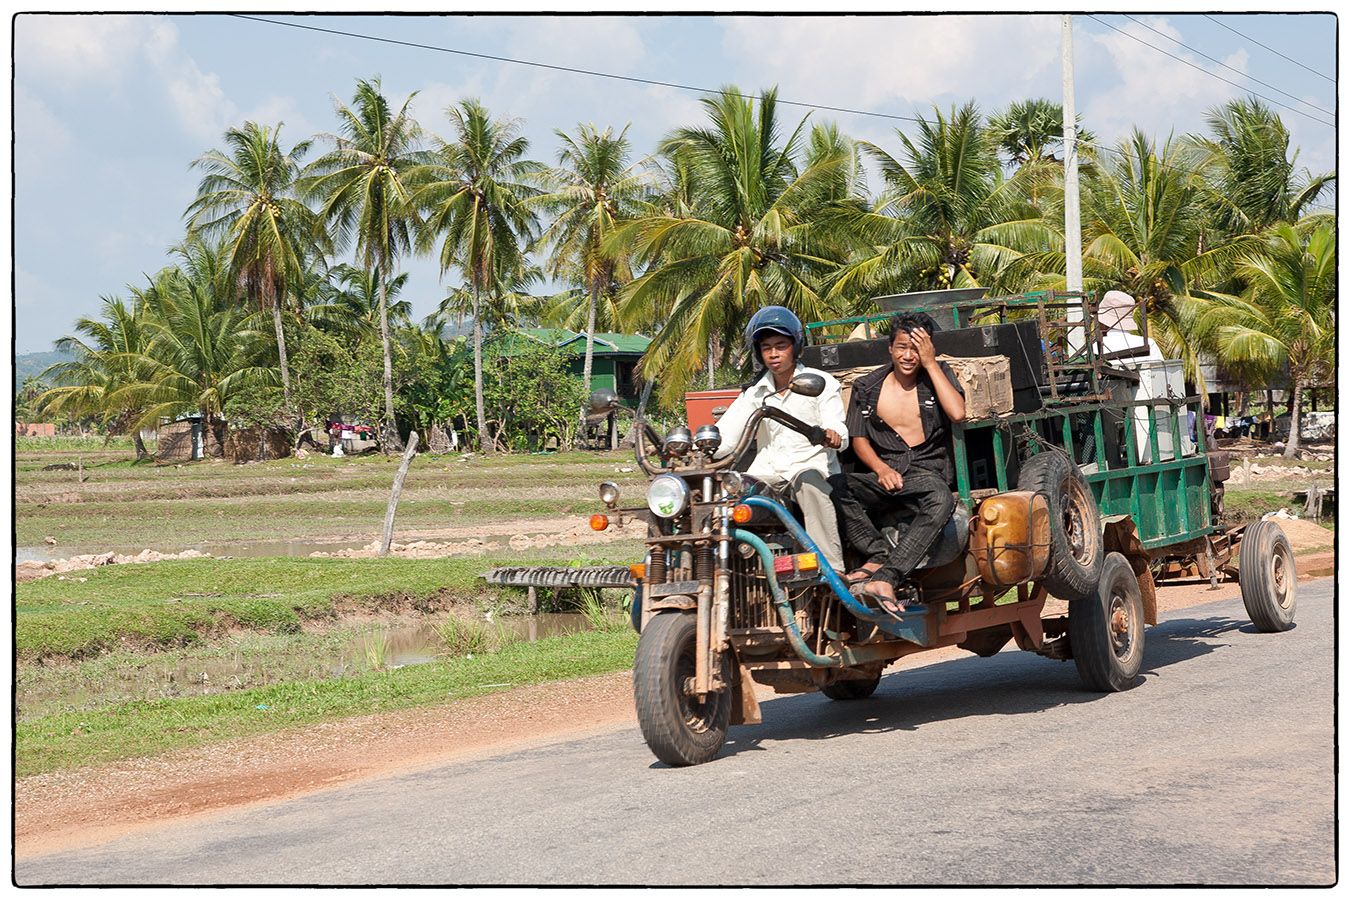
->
[15,435,134,452]
[15,449,649,549]
[15,553,643,659]
[15,628,639,777]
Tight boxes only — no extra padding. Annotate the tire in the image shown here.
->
[821,673,882,700]
[1069,551,1145,692]
[1017,450,1104,602]
[1239,520,1297,632]
[633,612,731,766]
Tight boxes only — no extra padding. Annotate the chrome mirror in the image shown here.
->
[789,372,826,397]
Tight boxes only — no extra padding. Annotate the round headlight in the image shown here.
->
[663,426,692,458]
[694,424,721,454]
[598,481,621,506]
[647,474,691,519]
[722,470,745,496]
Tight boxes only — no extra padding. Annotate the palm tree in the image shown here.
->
[1190,98,1336,239]
[302,77,426,448]
[830,102,1051,301]
[185,121,319,412]
[37,295,156,458]
[611,86,854,402]
[534,123,650,438]
[986,98,1095,166]
[114,241,278,438]
[306,263,412,340]
[412,98,543,454]
[1194,221,1334,457]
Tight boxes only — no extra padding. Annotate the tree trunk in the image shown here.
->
[577,283,600,449]
[1284,382,1302,458]
[706,333,716,389]
[376,260,403,453]
[379,430,419,557]
[132,430,148,461]
[270,296,292,411]
[473,286,490,455]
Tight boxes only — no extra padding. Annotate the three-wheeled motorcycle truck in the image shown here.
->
[589,289,1297,767]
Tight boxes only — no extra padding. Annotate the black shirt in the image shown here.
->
[845,362,964,484]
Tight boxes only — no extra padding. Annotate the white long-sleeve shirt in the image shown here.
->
[712,364,849,481]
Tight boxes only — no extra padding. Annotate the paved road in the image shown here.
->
[17,580,1335,886]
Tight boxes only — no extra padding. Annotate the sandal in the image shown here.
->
[844,561,885,585]
[861,579,918,618]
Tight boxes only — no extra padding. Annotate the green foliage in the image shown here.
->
[481,330,589,451]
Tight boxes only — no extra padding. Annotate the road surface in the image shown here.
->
[16,580,1335,885]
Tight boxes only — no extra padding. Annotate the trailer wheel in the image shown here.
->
[821,674,882,700]
[1070,552,1145,692]
[633,612,731,766]
[1017,451,1103,602]
[1239,520,1297,632]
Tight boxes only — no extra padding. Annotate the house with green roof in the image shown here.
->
[518,329,651,407]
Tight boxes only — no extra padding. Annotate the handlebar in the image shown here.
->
[637,404,829,474]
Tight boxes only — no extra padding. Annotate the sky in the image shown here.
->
[11,10,1339,356]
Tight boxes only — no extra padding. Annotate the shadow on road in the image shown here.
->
[708,611,1253,762]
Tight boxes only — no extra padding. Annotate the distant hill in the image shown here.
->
[15,350,74,391]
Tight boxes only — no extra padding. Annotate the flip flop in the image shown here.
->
[860,580,908,619]
[844,562,884,585]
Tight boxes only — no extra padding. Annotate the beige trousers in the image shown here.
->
[760,468,844,573]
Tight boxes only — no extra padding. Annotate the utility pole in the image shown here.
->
[1061,14,1084,294]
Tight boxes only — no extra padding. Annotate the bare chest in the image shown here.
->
[876,375,926,446]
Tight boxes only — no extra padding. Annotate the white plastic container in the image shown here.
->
[1131,359,1193,462]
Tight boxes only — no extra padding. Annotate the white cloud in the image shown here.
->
[720,15,1060,116]
[14,14,146,86]
[14,86,73,175]
[1080,16,1241,148]
[17,14,240,143]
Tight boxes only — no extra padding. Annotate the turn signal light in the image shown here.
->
[589,514,610,531]
[796,553,819,572]
[628,563,647,580]
[732,504,753,524]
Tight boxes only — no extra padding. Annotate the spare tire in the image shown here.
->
[1017,450,1103,602]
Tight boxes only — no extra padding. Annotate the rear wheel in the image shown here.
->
[1239,520,1297,632]
[1070,552,1145,692]
[633,613,731,766]
[820,673,882,700]
[1018,451,1103,602]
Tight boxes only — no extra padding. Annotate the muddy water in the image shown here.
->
[372,614,594,668]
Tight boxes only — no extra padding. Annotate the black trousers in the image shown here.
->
[832,467,955,587]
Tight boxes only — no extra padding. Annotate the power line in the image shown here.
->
[1203,14,1335,84]
[1085,15,1334,128]
[230,12,1334,194]
[230,14,929,127]
[1119,14,1334,117]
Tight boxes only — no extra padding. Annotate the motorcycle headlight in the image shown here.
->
[647,474,690,519]
[598,481,621,507]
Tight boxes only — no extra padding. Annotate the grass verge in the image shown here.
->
[15,628,639,777]
[16,553,640,659]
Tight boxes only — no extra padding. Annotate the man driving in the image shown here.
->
[714,306,849,574]
[835,312,966,613]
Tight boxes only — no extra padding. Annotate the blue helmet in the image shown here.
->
[745,306,803,365]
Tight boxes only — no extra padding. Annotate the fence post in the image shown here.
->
[379,431,419,558]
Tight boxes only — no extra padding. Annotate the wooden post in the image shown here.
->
[1304,485,1325,521]
[379,431,419,557]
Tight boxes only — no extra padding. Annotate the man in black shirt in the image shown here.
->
[835,313,966,614]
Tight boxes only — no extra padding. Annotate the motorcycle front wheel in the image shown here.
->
[633,612,731,766]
